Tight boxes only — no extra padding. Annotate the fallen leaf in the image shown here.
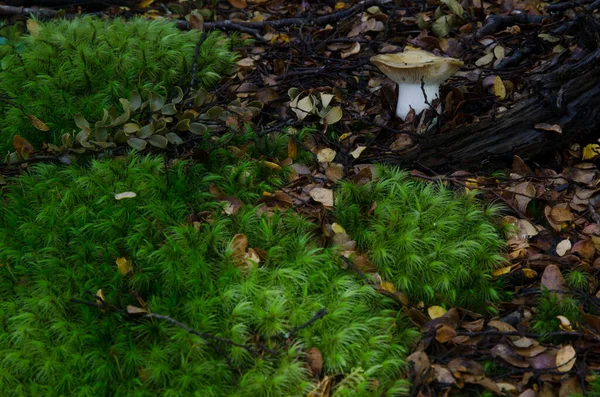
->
[436,324,457,343]
[350,146,366,159]
[493,76,506,99]
[534,123,562,134]
[227,0,247,9]
[114,192,137,200]
[309,188,334,207]
[331,223,346,234]
[13,135,35,159]
[317,148,337,163]
[28,115,49,131]
[116,257,133,276]
[556,239,571,257]
[428,305,447,319]
[556,345,576,372]
[306,347,323,376]
[541,264,566,301]
[126,305,148,315]
[26,19,40,36]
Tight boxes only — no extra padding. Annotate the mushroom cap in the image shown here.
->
[370,49,463,84]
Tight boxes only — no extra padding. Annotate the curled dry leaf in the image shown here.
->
[126,305,148,315]
[534,123,562,134]
[436,324,457,343]
[13,135,35,159]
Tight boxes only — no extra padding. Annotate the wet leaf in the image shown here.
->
[127,137,147,151]
[189,123,208,135]
[432,15,454,38]
[147,135,168,149]
[165,133,184,146]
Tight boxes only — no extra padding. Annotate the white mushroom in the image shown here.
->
[370,50,463,119]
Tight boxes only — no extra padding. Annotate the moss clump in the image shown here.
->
[0,17,236,151]
[0,155,419,396]
[336,167,507,310]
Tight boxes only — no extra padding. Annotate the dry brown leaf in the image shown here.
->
[325,163,344,182]
[407,351,431,386]
[541,264,566,300]
[227,0,247,8]
[28,115,50,131]
[571,239,595,260]
[491,344,530,368]
[390,134,414,150]
[306,347,323,377]
[436,324,457,343]
[550,204,574,222]
[13,135,35,159]
[513,182,536,213]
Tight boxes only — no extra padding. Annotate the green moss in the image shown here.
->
[531,289,580,339]
[0,155,419,396]
[336,167,507,310]
[0,16,236,151]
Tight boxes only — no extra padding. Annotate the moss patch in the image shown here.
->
[0,156,419,396]
[0,17,236,151]
[336,167,507,310]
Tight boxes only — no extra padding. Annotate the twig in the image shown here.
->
[188,32,208,94]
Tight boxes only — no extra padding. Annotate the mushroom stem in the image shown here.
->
[396,82,440,119]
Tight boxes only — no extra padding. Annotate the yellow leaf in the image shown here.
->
[493,76,506,99]
[288,139,297,159]
[338,133,350,142]
[116,257,133,276]
[331,223,346,234]
[492,265,513,276]
[428,305,447,319]
[26,19,40,37]
[380,281,396,293]
[137,0,154,8]
[263,161,281,170]
[582,144,600,160]
[350,146,366,159]
[521,268,537,278]
[28,115,49,131]
[335,2,348,9]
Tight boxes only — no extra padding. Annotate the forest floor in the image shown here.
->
[1,0,600,396]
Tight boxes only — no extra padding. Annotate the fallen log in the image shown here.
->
[379,48,600,171]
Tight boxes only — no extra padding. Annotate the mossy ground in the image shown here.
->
[0,155,420,396]
[0,17,237,152]
[0,15,514,397]
[336,167,507,311]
